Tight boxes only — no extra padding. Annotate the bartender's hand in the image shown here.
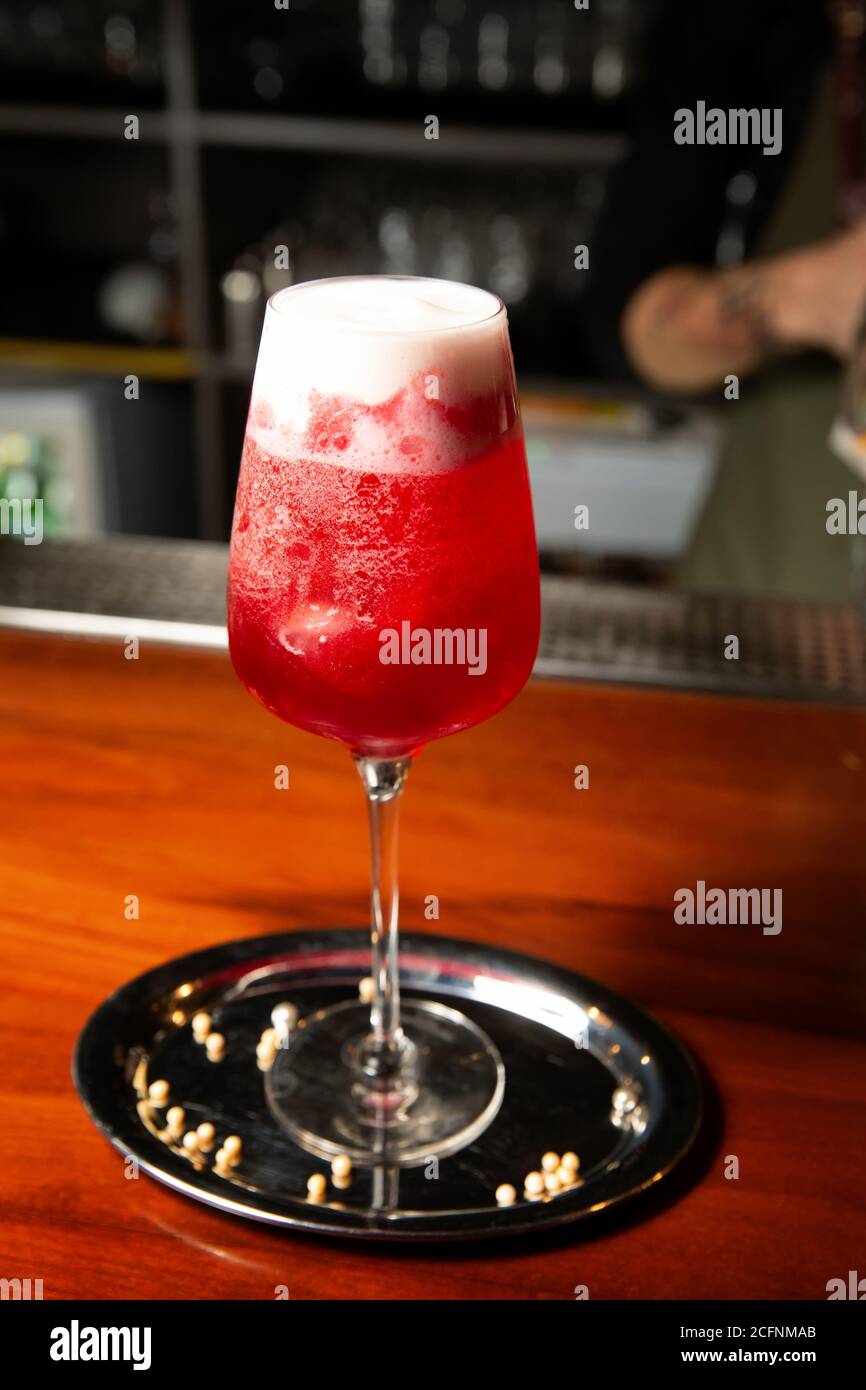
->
[622,217,866,393]
[773,218,866,357]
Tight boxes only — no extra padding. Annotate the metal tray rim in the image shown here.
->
[73,928,703,1242]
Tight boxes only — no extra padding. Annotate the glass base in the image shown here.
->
[265,998,504,1166]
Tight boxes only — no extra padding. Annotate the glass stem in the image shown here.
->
[353,756,417,1112]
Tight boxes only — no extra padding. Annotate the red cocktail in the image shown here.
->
[229,376,538,755]
[228,277,540,1162]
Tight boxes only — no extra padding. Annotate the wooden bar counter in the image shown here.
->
[1,629,865,1300]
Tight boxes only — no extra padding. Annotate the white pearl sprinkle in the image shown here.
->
[331,1153,352,1180]
[213,1147,231,1172]
[271,1002,298,1034]
[307,1173,327,1200]
[205,1032,225,1060]
[495,1183,517,1206]
[222,1134,242,1160]
[191,1012,211,1042]
[541,1151,560,1173]
[148,1079,170,1105]
[358,976,375,1004]
[612,1087,636,1113]
[556,1165,576,1187]
[544,1171,562,1193]
[182,1130,200,1153]
[165,1106,185,1133]
[524,1171,545,1196]
[196,1122,215,1150]
[561,1151,580,1172]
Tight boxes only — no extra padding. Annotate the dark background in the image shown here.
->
[0,0,851,603]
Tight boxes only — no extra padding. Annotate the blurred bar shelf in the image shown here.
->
[0,339,197,381]
[0,104,171,141]
[0,104,626,167]
[0,92,626,539]
[2,538,865,704]
[0,0,632,542]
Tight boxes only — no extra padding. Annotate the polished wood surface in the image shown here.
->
[1,629,864,1300]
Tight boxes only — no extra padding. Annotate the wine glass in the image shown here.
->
[227,275,540,1163]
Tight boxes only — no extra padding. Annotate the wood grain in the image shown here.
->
[1,629,864,1300]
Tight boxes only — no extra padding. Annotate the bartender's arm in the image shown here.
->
[579,0,837,392]
[622,217,866,392]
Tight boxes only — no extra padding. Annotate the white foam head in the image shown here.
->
[269,275,502,336]
[249,276,515,467]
